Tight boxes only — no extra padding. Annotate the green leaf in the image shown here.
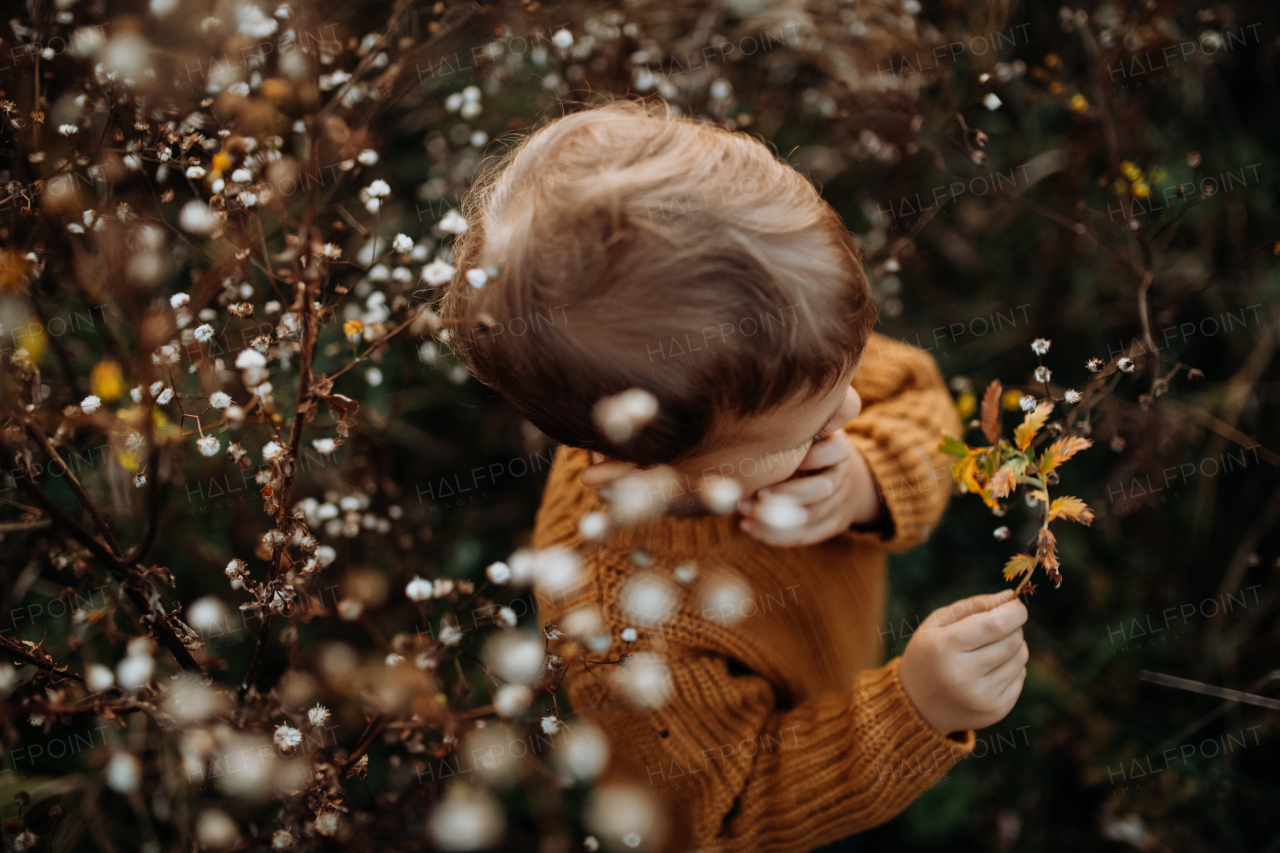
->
[938,434,969,457]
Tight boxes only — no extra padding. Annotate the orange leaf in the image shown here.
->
[1048,496,1095,525]
[1014,401,1054,450]
[1003,553,1037,582]
[1036,527,1059,570]
[989,457,1027,499]
[981,380,1003,444]
[1040,436,1093,474]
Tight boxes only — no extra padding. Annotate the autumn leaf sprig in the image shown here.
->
[940,347,1096,594]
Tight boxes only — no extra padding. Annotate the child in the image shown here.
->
[439,101,1028,852]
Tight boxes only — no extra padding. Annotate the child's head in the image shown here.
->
[439,100,876,496]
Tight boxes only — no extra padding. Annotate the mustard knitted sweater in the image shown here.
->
[532,333,975,852]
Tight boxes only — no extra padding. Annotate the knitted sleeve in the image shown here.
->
[567,648,974,853]
[843,332,963,552]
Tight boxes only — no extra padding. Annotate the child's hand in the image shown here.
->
[736,431,883,547]
[898,589,1029,736]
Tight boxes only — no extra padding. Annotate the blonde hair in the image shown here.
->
[439,99,876,467]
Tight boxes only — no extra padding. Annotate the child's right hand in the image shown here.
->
[898,589,1029,736]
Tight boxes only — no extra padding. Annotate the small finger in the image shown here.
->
[950,599,1028,650]
[797,432,852,471]
[761,474,836,506]
[930,589,1017,629]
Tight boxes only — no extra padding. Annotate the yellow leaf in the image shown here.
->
[90,360,125,402]
[1048,496,1095,525]
[1040,436,1092,474]
[1003,553,1037,582]
[1029,489,1049,503]
[1014,402,1054,450]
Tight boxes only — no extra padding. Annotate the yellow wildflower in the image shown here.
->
[90,360,124,401]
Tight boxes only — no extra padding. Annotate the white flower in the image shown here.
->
[236,348,266,369]
[578,511,608,540]
[405,576,433,601]
[428,790,504,852]
[188,597,227,631]
[59,123,79,136]
[12,829,37,852]
[273,724,302,751]
[465,267,488,288]
[1118,357,1135,373]
[392,233,413,253]
[80,395,101,414]
[364,366,382,386]
[621,627,638,643]
[702,476,742,514]
[494,684,532,717]
[673,561,698,584]
[116,652,154,690]
[483,632,545,684]
[619,572,677,625]
[440,622,463,646]
[552,28,573,49]
[1019,394,1037,412]
[87,664,115,691]
[262,440,283,459]
[983,93,1002,110]
[178,200,218,234]
[593,388,659,443]
[496,606,517,628]
[307,705,329,727]
[1086,357,1104,373]
[437,209,468,234]
[357,149,379,165]
[186,164,207,179]
[993,526,1010,540]
[106,752,140,793]
[615,651,672,708]
[133,473,147,488]
[210,391,231,409]
[237,2,278,36]
[1064,389,1082,404]
[421,258,455,285]
[1034,366,1051,383]
[197,435,221,457]
[363,179,390,198]
[1031,338,1051,355]
[130,385,142,403]
[155,387,174,405]
[311,438,336,455]
[271,830,295,850]
[755,494,807,529]
[231,168,252,183]
[322,242,342,259]
[486,561,511,584]
[194,323,215,342]
[541,715,563,735]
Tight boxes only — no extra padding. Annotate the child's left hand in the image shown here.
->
[736,431,885,547]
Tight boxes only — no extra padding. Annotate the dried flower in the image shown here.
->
[1034,366,1052,383]
[438,209,468,234]
[1118,357,1135,373]
[273,724,302,751]
[486,561,511,584]
[405,576,433,601]
[993,526,1010,540]
[197,435,221,457]
[982,93,1002,110]
[1019,394,1037,412]
[307,705,329,727]
[1031,338,1051,355]
[1064,389,1081,404]
[80,395,101,414]
[1086,357,1104,373]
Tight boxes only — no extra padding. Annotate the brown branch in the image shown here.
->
[0,634,86,684]
[0,436,205,675]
